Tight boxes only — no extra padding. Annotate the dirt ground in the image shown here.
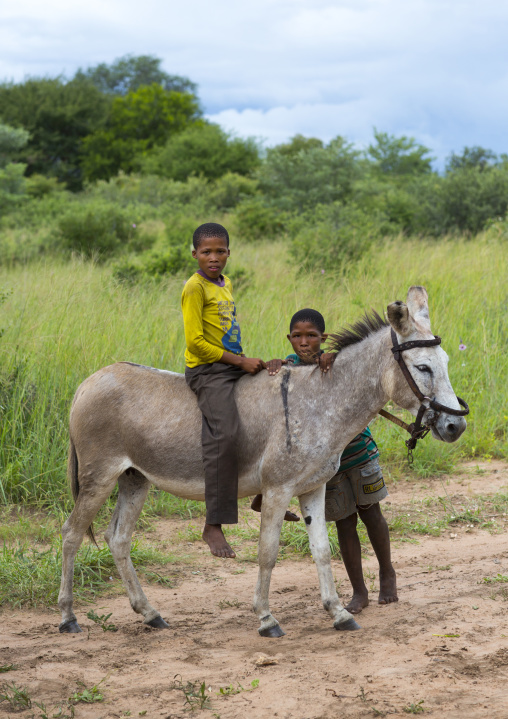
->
[2,461,508,719]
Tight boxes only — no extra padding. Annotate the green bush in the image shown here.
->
[113,244,194,283]
[0,190,74,230]
[56,201,142,259]
[85,173,220,216]
[139,122,260,181]
[439,166,508,234]
[112,212,196,282]
[233,197,287,240]
[289,202,386,270]
[256,135,361,212]
[25,174,66,198]
[0,163,27,213]
[208,172,258,210]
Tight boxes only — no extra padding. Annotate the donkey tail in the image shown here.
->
[67,437,98,546]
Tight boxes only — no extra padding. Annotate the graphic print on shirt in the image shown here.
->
[218,299,243,354]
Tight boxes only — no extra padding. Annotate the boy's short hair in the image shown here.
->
[193,222,229,249]
[289,308,325,334]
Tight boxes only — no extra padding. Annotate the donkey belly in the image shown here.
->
[70,364,268,502]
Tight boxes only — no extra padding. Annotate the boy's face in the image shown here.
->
[287,321,328,363]
[192,236,230,280]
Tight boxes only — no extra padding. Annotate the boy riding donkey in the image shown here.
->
[182,222,270,558]
[253,308,398,613]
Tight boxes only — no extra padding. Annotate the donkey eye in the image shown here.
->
[416,364,432,374]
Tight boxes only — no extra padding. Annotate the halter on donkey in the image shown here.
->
[58,286,467,637]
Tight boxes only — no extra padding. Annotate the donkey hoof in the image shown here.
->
[335,617,361,631]
[59,619,83,633]
[258,624,286,638]
[146,615,170,629]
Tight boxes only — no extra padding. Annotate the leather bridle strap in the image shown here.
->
[379,328,470,463]
[378,408,413,433]
[390,329,441,402]
[390,329,469,417]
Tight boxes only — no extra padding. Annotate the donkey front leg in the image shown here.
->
[299,485,360,631]
[253,487,293,637]
[105,471,168,628]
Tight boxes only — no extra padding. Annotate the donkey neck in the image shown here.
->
[294,326,392,446]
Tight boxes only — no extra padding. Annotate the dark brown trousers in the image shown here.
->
[185,362,246,525]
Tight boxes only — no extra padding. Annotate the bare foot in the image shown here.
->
[378,567,398,605]
[202,524,236,558]
[250,494,262,512]
[283,510,300,522]
[250,494,300,522]
[345,592,369,614]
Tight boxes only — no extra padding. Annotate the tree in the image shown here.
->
[0,77,110,189]
[270,134,324,157]
[139,123,260,181]
[446,146,498,173]
[367,129,433,176]
[74,54,197,96]
[439,166,508,233]
[257,135,361,211]
[0,122,30,167]
[81,84,201,182]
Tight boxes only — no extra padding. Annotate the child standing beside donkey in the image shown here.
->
[253,308,398,613]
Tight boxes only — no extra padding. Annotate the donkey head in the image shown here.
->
[385,286,467,443]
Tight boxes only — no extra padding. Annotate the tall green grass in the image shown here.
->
[0,232,506,509]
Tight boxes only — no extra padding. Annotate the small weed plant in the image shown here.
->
[403,699,425,714]
[217,598,243,610]
[69,680,105,704]
[170,675,211,711]
[482,573,508,584]
[0,681,32,709]
[0,664,15,673]
[86,609,118,631]
[35,701,75,719]
[218,679,259,696]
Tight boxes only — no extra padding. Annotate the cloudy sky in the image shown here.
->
[1,0,507,166]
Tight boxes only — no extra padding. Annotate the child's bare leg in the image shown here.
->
[357,503,398,605]
[202,524,236,559]
[335,512,369,614]
[251,494,300,522]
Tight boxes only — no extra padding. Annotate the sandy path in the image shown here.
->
[1,461,508,719]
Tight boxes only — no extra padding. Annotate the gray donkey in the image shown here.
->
[58,286,466,637]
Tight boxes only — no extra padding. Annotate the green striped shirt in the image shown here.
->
[286,353,379,471]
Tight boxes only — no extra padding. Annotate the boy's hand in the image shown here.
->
[318,352,335,373]
[240,356,266,375]
[265,359,287,376]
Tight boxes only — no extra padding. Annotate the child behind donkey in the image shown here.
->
[182,222,265,559]
[253,308,398,612]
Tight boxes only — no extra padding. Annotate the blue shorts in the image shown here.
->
[324,457,388,521]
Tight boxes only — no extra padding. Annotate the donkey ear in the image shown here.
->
[406,285,431,329]
[387,301,414,337]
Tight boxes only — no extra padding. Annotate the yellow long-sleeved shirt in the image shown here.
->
[181,272,243,368]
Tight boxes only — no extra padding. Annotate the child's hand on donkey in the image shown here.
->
[318,352,335,373]
[239,357,267,374]
[265,359,288,376]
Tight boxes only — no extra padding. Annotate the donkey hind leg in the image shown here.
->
[58,472,119,634]
[299,484,360,631]
[104,471,168,628]
[253,487,294,638]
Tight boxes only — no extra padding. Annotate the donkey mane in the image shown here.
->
[327,310,388,355]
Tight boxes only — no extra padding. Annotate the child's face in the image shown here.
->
[287,321,327,362]
[192,236,230,280]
